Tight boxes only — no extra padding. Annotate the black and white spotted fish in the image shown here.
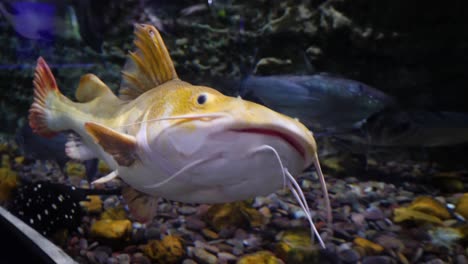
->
[8,181,120,236]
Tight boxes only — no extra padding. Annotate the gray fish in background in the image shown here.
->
[238,73,395,134]
[338,110,468,147]
[15,124,99,182]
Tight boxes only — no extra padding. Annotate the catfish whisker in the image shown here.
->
[285,169,326,249]
[247,145,287,190]
[118,113,229,128]
[143,155,216,190]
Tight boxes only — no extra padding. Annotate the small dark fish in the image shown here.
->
[239,73,395,134]
[8,181,120,236]
[15,123,100,181]
[343,110,468,147]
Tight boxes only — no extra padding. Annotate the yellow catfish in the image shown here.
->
[28,24,331,248]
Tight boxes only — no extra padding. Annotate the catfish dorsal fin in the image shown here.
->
[76,74,116,103]
[119,24,178,100]
[84,122,137,167]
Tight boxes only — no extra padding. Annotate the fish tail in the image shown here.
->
[28,57,67,138]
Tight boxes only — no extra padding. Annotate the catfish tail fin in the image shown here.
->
[28,57,63,138]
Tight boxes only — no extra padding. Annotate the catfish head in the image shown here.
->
[128,83,319,204]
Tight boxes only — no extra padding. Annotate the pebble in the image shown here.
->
[131,254,151,264]
[193,247,218,264]
[182,259,198,264]
[194,240,220,254]
[364,207,385,220]
[94,250,109,264]
[178,206,198,215]
[79,238,88,250]
[457,255,468,264]
[186,216,206,230]
[362,256,395,264]
[217,252,237,262]
[116,254,130,264]
[144,227,160,239]
[106,257,118,264]
[338,249,360,263]
[201,228,219,240]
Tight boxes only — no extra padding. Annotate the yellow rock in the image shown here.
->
[101,206,128,220]
[353,237,384,255]
[0,167,17,202]
[393,207,443,224]
[204,201,265,231]
[98,160,111,174]
[408,196,451,220]
[65,162,86,179]
[275,230,319,263]
[237,251,284,264]
[81,195,103,213]
[90,219,132,240]
[144,235,184,263]
[14,156,24,165]
[2,154,10,168]
[275,231,318,264]
[322,157,344,172]
[455,193,468,219]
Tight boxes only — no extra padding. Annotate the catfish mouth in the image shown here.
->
[230,128,306,158]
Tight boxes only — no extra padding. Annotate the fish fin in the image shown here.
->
[84,122,137,167]
[65,134,98,160]
[92,170,118,184]
[119,24,178,100]
[122,184,158,223]
[75,74,117,103]
[28,57,61,138]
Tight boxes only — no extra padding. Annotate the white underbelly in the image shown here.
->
[119,131,304,203]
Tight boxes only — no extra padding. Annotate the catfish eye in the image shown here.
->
[197,94,207,105]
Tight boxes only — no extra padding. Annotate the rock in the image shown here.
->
[101,206,128,220]
[338,249,360,263]
[374,234,404,251]
[131,254,151,264]
[201,228,220,240]
[182,259,198,264]
[393,207,443,225]
[79,238,88,250]
[362,256,395,264]
[116,254,130,264]
[0,167,17,202]
[186,216,207,231]
[94,249,110,264]
[106,257,118,264]
[194,240,220,254]
[90,219,132,240]
[408,196,451,220]
[455,194,468,219]
[237,251,284,264]
[82,195,103,213]
[353,237,384,255]
[204,201,264,231]
[178,206,198,215]
[218,252,237,262]
[456,255,468,264]
[364,207,385,221]
[193,247,217,264]
[275,230,319,264]
[144,235,184,264]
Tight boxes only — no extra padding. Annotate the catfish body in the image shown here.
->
[28,25,331,246]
